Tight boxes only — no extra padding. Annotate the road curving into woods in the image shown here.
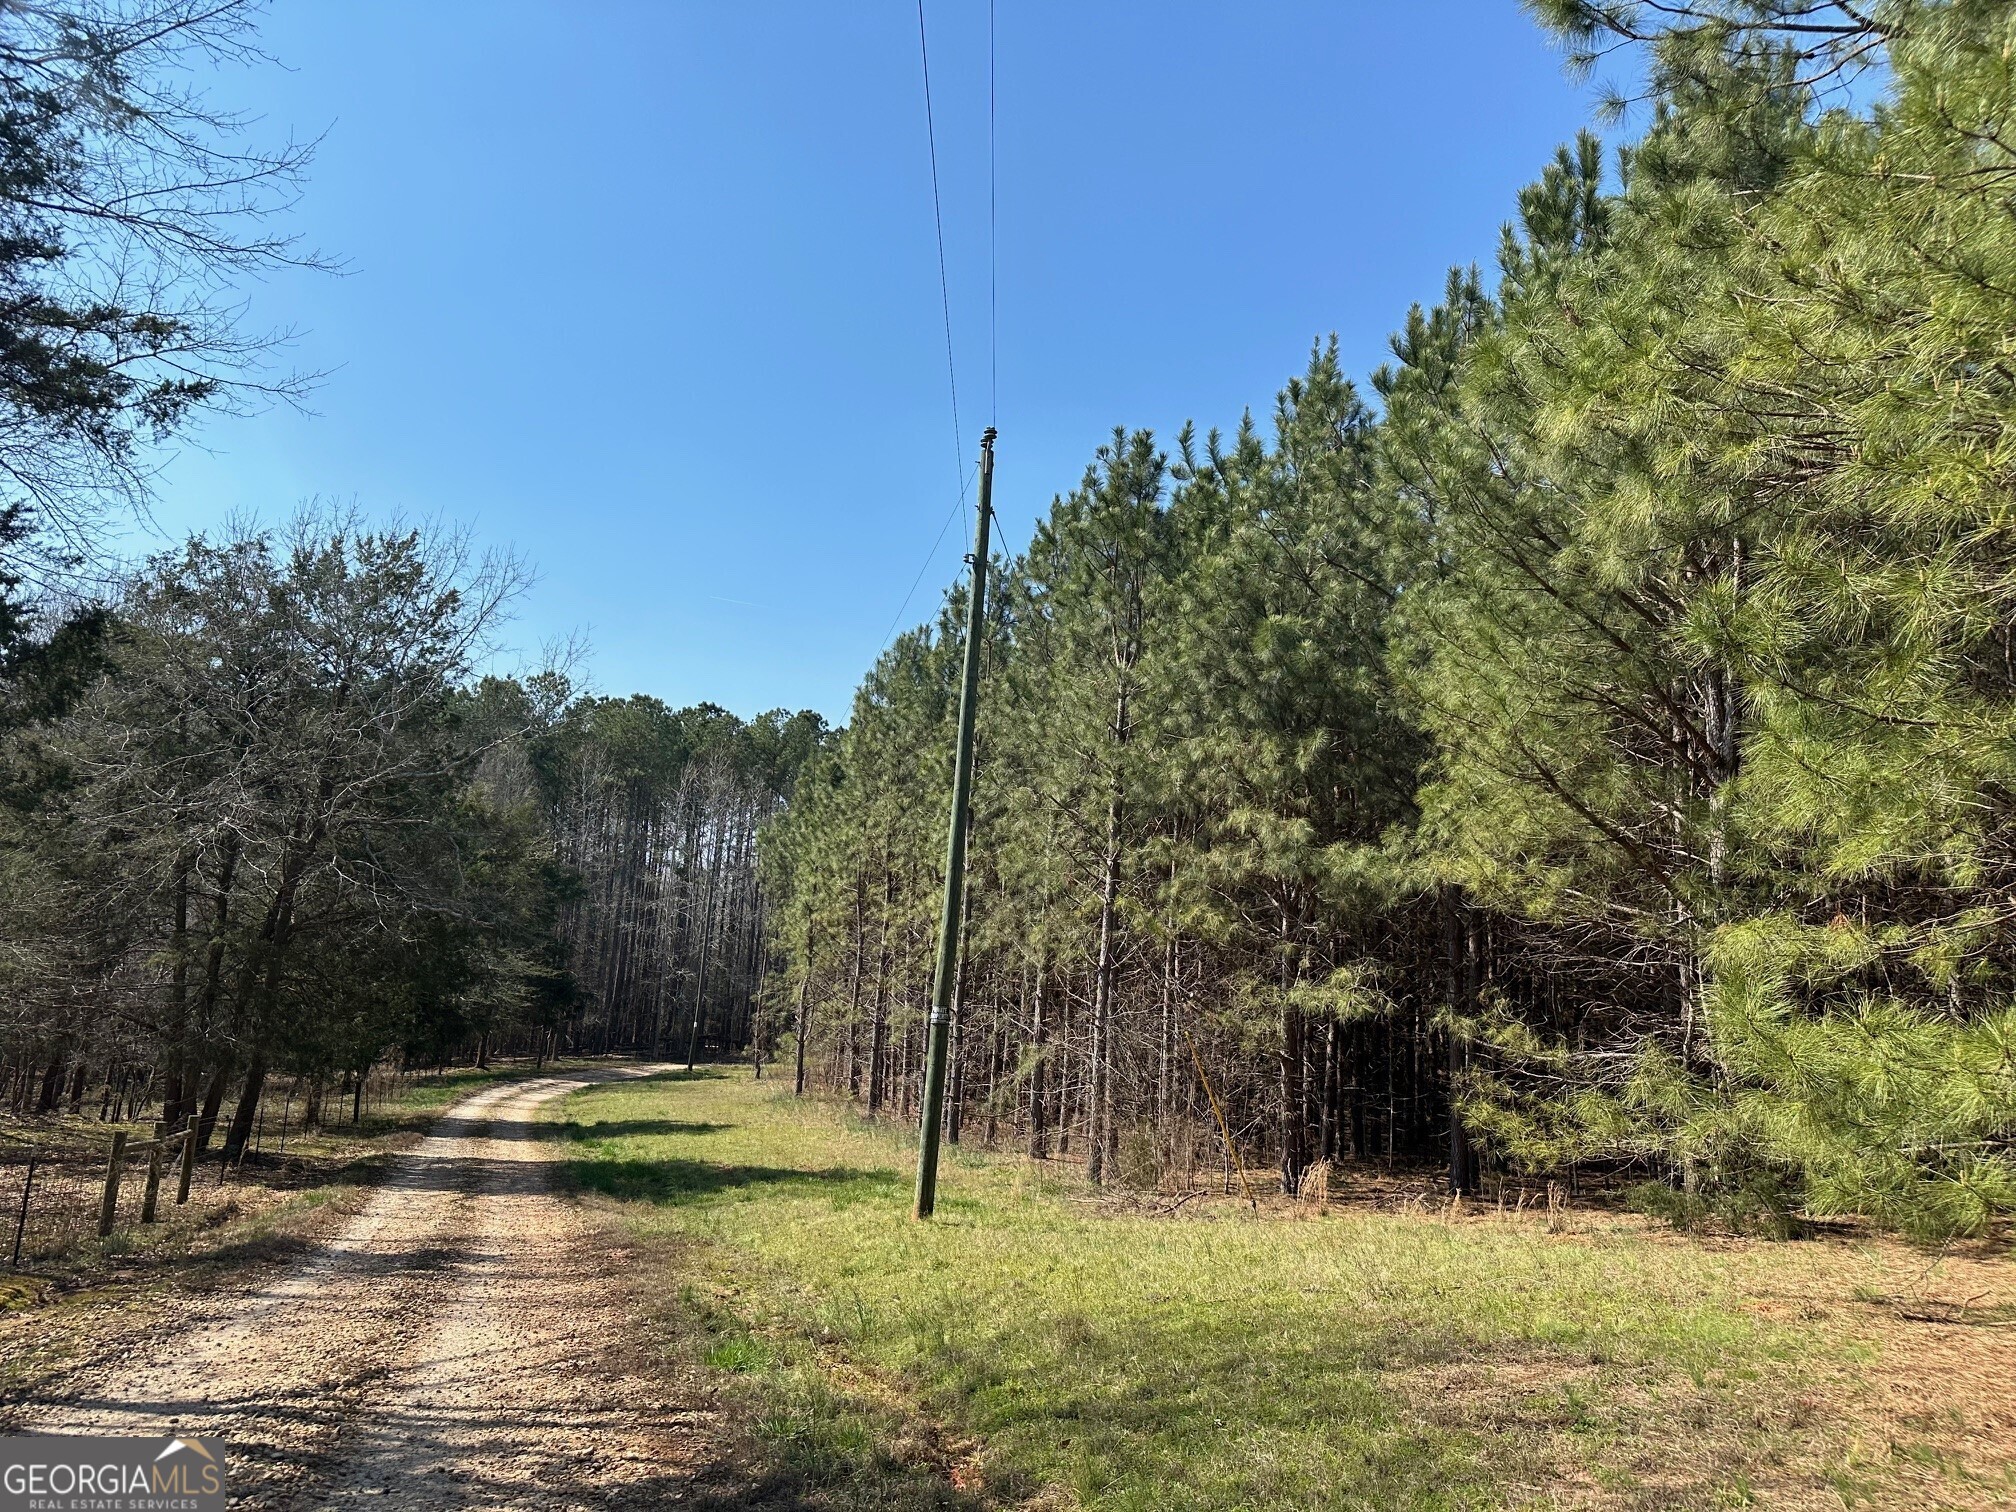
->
[25,1068,704,1509]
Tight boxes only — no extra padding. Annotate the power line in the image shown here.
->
[878,462,978,654]
[875,0,994,662]
[916,0,966,515]
[989,0,997,431]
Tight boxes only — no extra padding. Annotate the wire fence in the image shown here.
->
[1,1060,561,1274]
[3,1155,101,1269]
[0,1135,196,1270]
[0,1066,425,1271]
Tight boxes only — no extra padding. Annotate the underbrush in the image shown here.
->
[1624,1175,1804,1240]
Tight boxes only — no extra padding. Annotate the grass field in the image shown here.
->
[559,1068,2016,1512]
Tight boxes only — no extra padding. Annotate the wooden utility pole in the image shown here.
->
[914,428,996,1220]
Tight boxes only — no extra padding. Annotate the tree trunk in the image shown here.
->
[1086,791,1123,1186]
[1318,1018,1338,1162]
[1357,1030,1372,1161]
[1027,964,1050,1159]
[1157,926,1177,1133]
[1056,980,1074,1156]
[684,838,722,1070]
[793,927,814,1097]
[1443,886,1477,1194]
[220,1051,267,1163]
[984,998,1005,1147]
[844,875,867,1098]
[164,840,193,1130]
[866,865,892,1117]
[36,1056,64,1114]
[193,1062,231,1154]
[1278,900,1309,1194]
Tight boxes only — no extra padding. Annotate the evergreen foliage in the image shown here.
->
[765,0,2016,1240]
[7,0,2016,1241]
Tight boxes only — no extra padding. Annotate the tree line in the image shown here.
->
[0,0,822,1154]
[541,696,824,1065]
[0,510,821,1152]
[764,0,2016,1240]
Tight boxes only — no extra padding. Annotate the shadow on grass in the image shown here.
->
[572,1158,900,1207]
[552,1119,738,1141]
[638,1246,988,1512]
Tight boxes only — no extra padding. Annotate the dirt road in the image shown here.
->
[25,1069,706,1509]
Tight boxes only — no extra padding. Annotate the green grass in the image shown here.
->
[558,1069,1835,1511]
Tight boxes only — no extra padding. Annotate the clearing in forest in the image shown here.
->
[559,1068,2016,1512]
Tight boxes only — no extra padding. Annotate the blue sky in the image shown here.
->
[137,2,1606,724]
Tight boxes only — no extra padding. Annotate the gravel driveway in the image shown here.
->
[24,1069,705,1509]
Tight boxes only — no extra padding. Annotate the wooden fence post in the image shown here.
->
[176,1126,196,1205]
[10,1153,36,1268]
[98,1131,128,1238]
[140,1122,166,1224]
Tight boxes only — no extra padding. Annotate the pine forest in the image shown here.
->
[761,0,2016,1242]
[8,0,2016,1243]
[10,3,2016,1505]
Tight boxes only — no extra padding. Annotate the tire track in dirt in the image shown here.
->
[26,1068,706,1509]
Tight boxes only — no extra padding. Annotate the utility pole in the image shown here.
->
[914,427,996,1220]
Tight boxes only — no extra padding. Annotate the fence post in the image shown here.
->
[98,1131,128,1238]
[141,1122,167,1224]
[11,1154,36,1268]
[176,1126,196,1205]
